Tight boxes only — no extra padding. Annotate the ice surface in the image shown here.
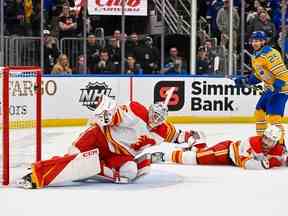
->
[1,124,288,216]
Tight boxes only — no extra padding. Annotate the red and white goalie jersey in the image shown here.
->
[74,101,178,157]
[18,97,198,189]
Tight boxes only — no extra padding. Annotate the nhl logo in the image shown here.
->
[79,82,114,111]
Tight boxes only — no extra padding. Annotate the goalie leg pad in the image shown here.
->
[135,153,152,178]
[96,154,152,183]
[94,154,137,183]
[119,161,138,180]
[30,149,101,188]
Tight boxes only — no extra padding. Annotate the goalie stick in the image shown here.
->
[225,75,264,93]
[163,87,176,107]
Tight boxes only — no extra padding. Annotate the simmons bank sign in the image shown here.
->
[88,0,147,16]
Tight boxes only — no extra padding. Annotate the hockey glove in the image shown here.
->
[244,158,270,169]
[273,79,285,93]
[234,74,261,87]
[234,75,249,87]
[176,130,207,150]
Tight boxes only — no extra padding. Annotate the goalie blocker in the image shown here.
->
[18,149,151,189]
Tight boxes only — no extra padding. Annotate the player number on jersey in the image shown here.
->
[267,54,278,63]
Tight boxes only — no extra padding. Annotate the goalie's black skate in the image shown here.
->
[17,173,37,189]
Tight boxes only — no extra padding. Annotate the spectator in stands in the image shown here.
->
[51,54,72,75]
[44,30,60,74]
[107,38,121,66]
[23,0,33,36]
[246,5,266,24]
[90,48,119,74]
[216,0,240,50]
[30,0,41,36]
[196,46,211,75]
[133,36,159,74]
[112,30,122,48]
[162,47,188,74]
[75,54,86,74]
[278,29,288,64]
[125,55,143,75]
[87,34,101,73]
[72,7,84,36]
[247,10,277,46]
[197,29,211,47]
[143,36,160,71]
[206,0,224,41]
[45,0,61,37]
[204,39,219,73]
[58,2,78,39]
[126,32,140,56]
[268,0,288,34]
[204,39,217,64]
[5,0,26,35]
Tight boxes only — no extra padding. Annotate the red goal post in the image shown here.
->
[1,66,42,185]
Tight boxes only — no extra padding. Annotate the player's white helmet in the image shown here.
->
[148,102,168,128]
[91,95,117,126]
[262,125,281,149]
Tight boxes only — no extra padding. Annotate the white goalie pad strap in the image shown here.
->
[51,149,101,185]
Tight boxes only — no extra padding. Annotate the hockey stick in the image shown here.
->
[225,75,263,93]
[163,87,176,106]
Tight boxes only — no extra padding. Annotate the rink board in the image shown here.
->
[0,75,284,127]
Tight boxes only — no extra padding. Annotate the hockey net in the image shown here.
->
[0,66,42,186]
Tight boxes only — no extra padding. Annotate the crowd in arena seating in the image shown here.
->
[2,0,288,75]
[196,0,288,75]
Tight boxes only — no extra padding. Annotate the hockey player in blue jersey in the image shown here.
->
[234,31,288,144]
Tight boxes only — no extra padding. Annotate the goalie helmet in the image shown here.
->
[90,95,117,126]
[262,125,281,149]
[148,102,168,128]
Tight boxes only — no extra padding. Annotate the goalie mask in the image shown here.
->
[91,95,117,126]
[148,102,168,128]
[262,125,281,150]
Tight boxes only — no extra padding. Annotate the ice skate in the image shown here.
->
[17,173,36,189]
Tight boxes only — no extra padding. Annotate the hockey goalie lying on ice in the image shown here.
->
[152,125,287,170]
[18,94,201,189]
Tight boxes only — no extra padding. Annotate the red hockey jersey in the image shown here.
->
[229,136,286,169]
